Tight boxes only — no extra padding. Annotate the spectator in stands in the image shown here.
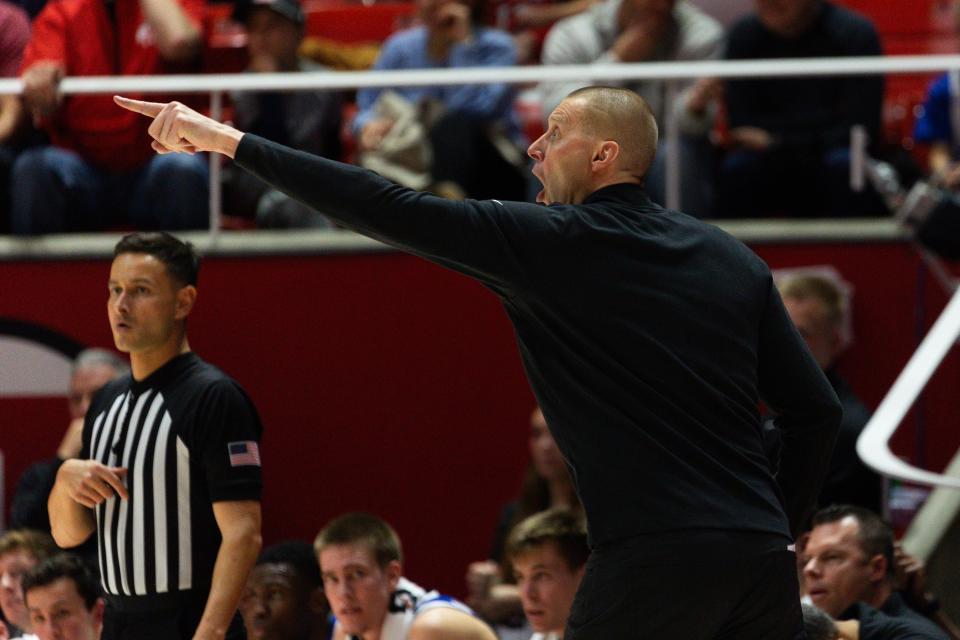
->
[914,0,960,190]
[0,530,58,640]
[484,0,600,64]
[0,0,30,233]
[315,512,497,640]
[719,0,884,218]
[22,554,103,640]
[896,38,960,260]
[801,505,950,640]
[11,349,128,538]
[504,508,588,640]
[239,540,331,640]
[915,83,960,185]
[226,0,342,229]
[775,268,881,513]
[465,407,579,629]
[11,0,208,235]
[538,0,724,216]
[353,0,527,201]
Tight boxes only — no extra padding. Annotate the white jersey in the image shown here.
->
[339,577,474,640]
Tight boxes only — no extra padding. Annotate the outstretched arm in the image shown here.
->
[114,96,550,293]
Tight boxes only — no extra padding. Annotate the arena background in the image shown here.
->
[2,236,959,596]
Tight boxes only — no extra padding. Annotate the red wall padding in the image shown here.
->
[2,240,958,595]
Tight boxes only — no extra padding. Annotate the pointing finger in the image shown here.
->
[114,95,165,118]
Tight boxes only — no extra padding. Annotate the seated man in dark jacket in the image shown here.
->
[802,505,950,640]
[719,0,884,218]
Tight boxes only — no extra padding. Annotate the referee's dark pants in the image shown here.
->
[565,530,805,640]
[101,591,246,640]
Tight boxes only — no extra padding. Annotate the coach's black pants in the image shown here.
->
[565,530,805,640]
[102,593,246,640]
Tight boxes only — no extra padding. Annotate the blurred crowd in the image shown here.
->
[1,0,960,237]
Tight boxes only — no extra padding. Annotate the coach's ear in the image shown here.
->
[591,140,620,173]
[175,285,198,320]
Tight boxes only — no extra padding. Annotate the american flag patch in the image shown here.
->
[228,441,261,467]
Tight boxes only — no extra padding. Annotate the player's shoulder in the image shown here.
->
[409,603,493,640]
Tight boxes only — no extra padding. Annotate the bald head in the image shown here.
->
[565,87,658,177]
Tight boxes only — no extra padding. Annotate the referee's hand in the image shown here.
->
[57,459,129,508]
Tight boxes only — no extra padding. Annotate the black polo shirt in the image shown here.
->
[236,134,841,546]
[843,592,950,640]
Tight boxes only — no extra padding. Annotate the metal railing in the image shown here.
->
[4,53,960,233]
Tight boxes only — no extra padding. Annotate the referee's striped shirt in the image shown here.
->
[81,352,262,600]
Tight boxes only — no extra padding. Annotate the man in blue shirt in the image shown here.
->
[353,0,526,200]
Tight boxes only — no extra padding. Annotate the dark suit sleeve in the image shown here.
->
[234,134,552,294]
[854,605,951,640]
[757,280,842,536]
[10,458,63,532]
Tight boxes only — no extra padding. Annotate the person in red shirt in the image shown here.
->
[10,0,208,235]
[0,0,29,231]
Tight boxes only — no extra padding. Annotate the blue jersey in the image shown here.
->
[337,577,474,640]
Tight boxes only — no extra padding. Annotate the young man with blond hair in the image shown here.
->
[0,530,58,640]
[505,509,588,640]
[315,513,495,640]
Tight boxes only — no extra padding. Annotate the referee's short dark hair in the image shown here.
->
[811,504,895,578]
[505,508,589,571]
[114,232,200,287]
[314,513,402,569]
[258,540,322,588]
[22,554,101,610]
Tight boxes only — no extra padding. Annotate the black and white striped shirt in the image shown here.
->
[81,352,262,602]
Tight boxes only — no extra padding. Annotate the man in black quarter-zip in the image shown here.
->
[116,87,842,639]
[49,232,264,640]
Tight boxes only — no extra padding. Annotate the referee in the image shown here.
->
[49,233,263,640]
[117,88,842,638]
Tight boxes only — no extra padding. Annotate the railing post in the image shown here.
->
[665,80,680,211]
[850,124,866,192]
[857,284,960,488]
[209,90,223,239]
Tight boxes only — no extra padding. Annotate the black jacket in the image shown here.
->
[236,134,842,545]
